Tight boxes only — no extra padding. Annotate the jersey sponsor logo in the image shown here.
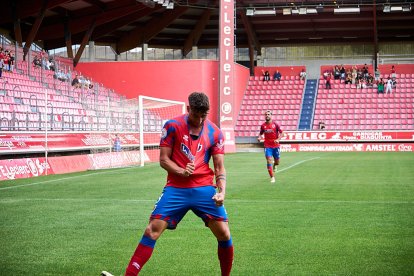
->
[181,143,195,162]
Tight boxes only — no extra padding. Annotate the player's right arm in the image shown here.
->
[257,125,264,142]
[160,147,194,177]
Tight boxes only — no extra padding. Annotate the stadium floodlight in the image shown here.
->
[253,9,276,15]
[246,8,254,16]
[334,7,360,14]
[283,8,291,15]
[390,6,403,12]
[383,5,391,12]
[162,0,169,7]
[292,8,299,15]
[299,7,307,15]
[402,4,411,12]
[306,8,318,14]
[166,2,174,9]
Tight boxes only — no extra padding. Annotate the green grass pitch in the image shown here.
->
[1,152,413,275]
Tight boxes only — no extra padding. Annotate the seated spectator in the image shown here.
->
[33,55,42,68]
[344,75,352,84]
[262,70,270,81]
[333,65,341,80]
[319,121,325,130]
[392,79,397,89]
[72,74,80,88]
[273,70,281,81]
[299,69,306,80]
[325,73,332,89]
[323,69,331,80]
[362,64,369,78]
[339,65,346,80]
[377,78,384,94]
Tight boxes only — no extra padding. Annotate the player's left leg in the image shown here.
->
[209,220,233,276]
[273,147,281,174]
[192,186,233,276]
[264,148,274,179]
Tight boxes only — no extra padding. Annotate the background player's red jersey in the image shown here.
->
[260,122,283,148]
[160,114,225,188]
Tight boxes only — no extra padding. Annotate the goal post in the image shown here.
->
[139,95,186,167]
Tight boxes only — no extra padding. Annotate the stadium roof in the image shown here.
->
[1,0,413,58]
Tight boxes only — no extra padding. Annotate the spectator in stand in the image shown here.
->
[344,75,352,85]
[325,73,332,89]
[8,52,14,72]
[351,65,358,84]
[72,74,80,88]
[333,65,341,80]
[299,69,306,80]
[113,134,121,152]
[362,64,369,78]
[392,78,397,89]
[3,50,9,72]
[377,78,384,94]
[319,121,325,130]
[33,55,42,68]
[262,70,270,81]
[339,65,346,81]
[366,73,374,87]
[391,65,396,79]
[273,70,282,81]
[385,77,393,94]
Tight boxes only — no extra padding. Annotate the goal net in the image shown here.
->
[88,95,185,169]
[139,96,186,166]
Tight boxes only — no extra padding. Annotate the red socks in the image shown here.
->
[218,239,234,276]
[267,163,274,177]
[125,236,156,276]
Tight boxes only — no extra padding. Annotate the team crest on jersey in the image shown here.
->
[161,128,167,139]
[181,143,195,162]
[183,135,189,142]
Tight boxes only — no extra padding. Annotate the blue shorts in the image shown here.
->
[150,186,228,230]
[265,147,280,160]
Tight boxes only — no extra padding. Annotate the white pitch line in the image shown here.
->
[227,156,321,175]
[0,165,142,191]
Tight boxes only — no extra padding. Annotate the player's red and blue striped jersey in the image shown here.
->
[160,114,225,188]
[260,121,283,148]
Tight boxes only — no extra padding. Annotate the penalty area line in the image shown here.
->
[277,156,321,173]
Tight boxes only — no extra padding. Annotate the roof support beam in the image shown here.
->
[117,6,188,54]
[239,10,262,56]
[23,0,48,60]
[64,17,73,59]
[36,3,143,40]
[182,8,212,57]
[11,0,23,47]
[73,18,96,67]
[372,0,379,69]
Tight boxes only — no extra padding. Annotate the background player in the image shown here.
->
[124,92,233,276]
[257,110,285,183]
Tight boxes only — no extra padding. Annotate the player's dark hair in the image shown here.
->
[188,92,210,113]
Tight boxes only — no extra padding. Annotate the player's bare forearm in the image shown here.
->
[212,154,226,205]
[160,147,194,177]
